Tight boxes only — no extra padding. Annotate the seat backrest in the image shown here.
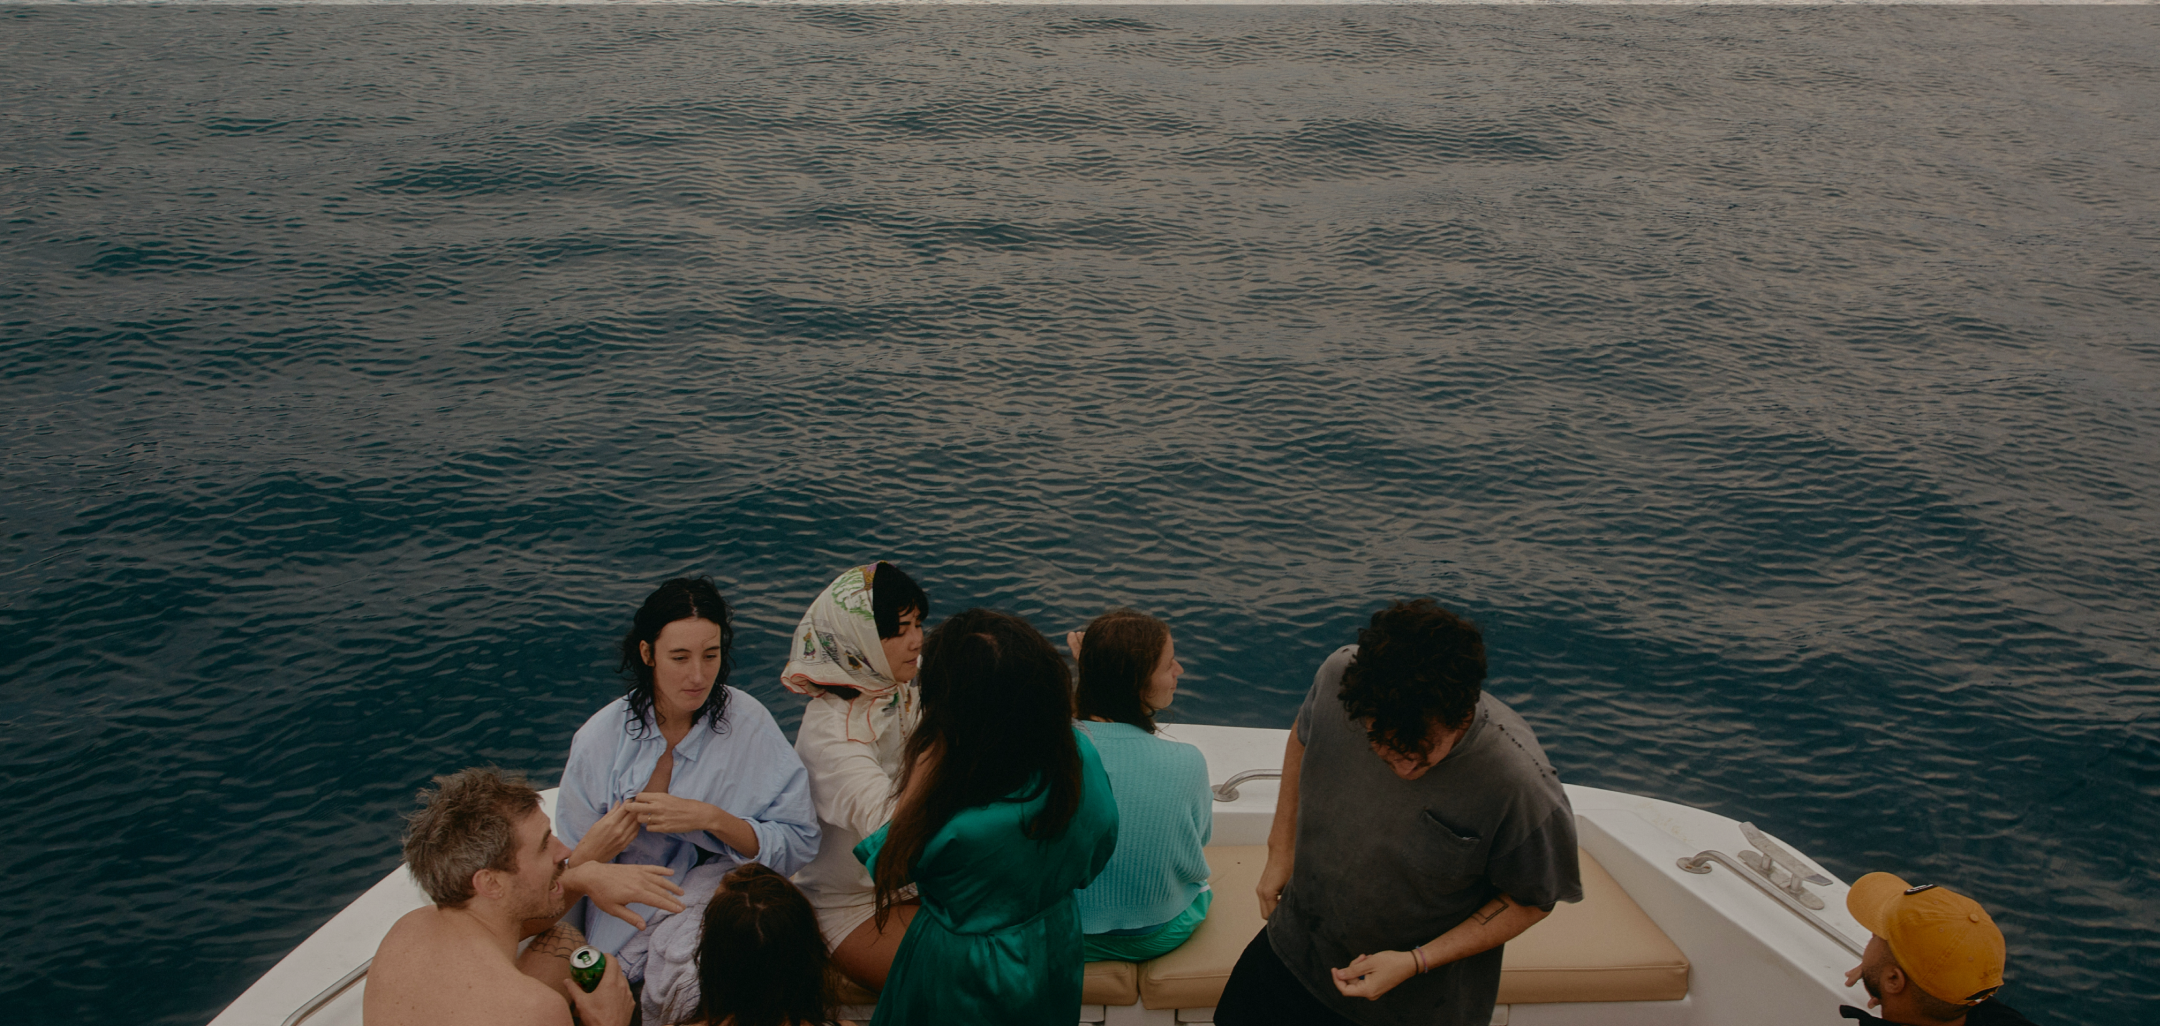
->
[1138,843,1691,1010]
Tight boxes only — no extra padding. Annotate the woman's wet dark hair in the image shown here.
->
[1073,607,1171,734]
[692,863,833,1026]
[870,560,929,639]
[872,608,1081,924]
[619,576,734,739]
[1338,598,1486,759]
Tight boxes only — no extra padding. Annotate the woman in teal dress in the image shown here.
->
[854,608,1120,1026]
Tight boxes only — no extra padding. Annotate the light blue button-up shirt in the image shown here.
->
[556,689,819,955]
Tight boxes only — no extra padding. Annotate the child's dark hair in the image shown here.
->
[1073,607,1171,733]
[692,863,833,1026]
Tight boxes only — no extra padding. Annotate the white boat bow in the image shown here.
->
[211,722,1876,1026]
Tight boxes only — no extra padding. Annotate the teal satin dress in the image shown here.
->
[854,728,1120,1026]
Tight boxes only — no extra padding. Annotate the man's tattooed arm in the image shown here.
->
[528,920,586,960]
[1471,893,1513,926]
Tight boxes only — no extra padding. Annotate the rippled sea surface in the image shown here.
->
[3,5,2156,1023]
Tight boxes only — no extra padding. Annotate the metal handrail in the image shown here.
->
[1677,850,1864,956]
[1212,768,1281,802]
[281,958,370,1026]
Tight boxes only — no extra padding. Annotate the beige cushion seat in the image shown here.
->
[1137,844,1691,1010]
[1083,959,1141,1005]
[1497,849,1689,1003]
[1138,846,1271,1009]
[825,946,1141,1008]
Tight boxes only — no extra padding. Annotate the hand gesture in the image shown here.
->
[563,861,685,931]
[1256,856,1291,919]
[627,791,722,836]
[1332,950,1417,1001]
[1844,961,1880,1008]
[1066,630,1085,659]
[564,951,634,1026]
[569,802,640,868]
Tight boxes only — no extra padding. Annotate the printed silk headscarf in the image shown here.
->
[781,563,908,743]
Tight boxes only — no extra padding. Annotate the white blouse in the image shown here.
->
[789,685,918,913]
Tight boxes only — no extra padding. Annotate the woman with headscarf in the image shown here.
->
[783,561,930,992]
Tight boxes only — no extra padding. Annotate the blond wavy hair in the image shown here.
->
[400,767,541,907]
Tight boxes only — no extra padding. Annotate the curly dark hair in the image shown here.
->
[619,576,734,739]
[1338,599,1486,759]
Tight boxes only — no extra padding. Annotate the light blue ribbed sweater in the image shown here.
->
[1074,721,1214,934]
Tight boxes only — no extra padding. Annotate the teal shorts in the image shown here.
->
[1082,888,1214,963]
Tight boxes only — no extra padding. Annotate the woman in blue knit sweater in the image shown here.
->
[1068,608,1214,962]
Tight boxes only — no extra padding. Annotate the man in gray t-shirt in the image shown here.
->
[1215,600,1582,1026]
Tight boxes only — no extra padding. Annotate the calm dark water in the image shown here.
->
[2,5,2155,1024]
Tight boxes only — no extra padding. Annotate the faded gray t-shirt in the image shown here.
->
[1266,645,1581,1026]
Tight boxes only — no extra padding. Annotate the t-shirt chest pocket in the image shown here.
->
[1415,809,1490,887]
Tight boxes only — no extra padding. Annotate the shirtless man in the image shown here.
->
[365,767,687,1026]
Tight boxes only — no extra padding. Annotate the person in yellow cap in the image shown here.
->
[1838,872,2035,1026]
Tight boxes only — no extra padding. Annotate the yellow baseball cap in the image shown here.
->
[1846,872,2005,1006]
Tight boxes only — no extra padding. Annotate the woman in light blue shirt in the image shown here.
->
[1069,608,1213,962]
[555,576,819,1019]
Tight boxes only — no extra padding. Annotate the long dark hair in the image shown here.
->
[619,576,735,738]
[692,863,833,1026]
[872,608,1082,923]
[1073,607,1171,734]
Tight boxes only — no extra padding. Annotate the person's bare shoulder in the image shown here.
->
[365,907,452,1021]
[494,974,573,1026]
[364,908,570,1026]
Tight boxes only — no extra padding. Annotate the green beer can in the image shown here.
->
[569,945,606,993]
